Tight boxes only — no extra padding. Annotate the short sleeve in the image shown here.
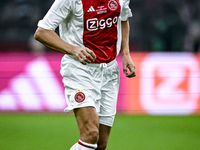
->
[121,0,132,21]
[38,0,71,30]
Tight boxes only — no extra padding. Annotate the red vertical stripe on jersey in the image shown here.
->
[82,0,121,63]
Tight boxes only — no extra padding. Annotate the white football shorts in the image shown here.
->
[60,55,120,127]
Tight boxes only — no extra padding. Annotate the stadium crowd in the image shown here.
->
[0,0,200,52]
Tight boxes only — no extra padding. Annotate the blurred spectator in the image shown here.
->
[0,0,52,41]
[178,0,200,52]
[183,21,200,52]
[129,0,200,52]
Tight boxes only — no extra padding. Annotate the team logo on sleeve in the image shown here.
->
[74,91,85,103]
[108,0,118,11]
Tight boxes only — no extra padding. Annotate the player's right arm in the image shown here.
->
[34,0,96,64]
[34,27,96,64]
[34,27,72,54]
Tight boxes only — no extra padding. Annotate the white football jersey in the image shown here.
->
[38,0,132,63]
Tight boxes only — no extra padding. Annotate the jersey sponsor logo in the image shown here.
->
[74,91,85,103]
[86,16,118,31]
[87,6,95,12]
[108,0,118,11]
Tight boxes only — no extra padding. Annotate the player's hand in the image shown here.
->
[122,54,136,78]
[71,46,96,65]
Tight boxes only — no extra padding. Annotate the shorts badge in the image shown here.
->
[74,90,85,103]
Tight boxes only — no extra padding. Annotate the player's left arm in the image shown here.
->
[121,19,136,78]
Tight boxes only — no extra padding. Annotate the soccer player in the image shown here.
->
[34,0,136,149]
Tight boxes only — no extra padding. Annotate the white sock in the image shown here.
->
[70,140,97,150]
[70,143,79,150]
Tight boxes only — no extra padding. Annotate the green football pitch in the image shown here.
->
[0,113,200,150]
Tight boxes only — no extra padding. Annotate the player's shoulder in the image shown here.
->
[53,0,77,6]
[118,0,131,5]
[51,0,79,10]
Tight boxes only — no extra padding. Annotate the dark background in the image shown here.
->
[0,0,200,52]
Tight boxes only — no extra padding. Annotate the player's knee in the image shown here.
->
[81,127,99,144]
[86,128,99,143]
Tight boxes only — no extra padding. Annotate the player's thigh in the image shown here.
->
[74,107,99,135]
[99,78,119,127]
[99,61,119,120]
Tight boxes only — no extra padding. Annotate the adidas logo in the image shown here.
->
[0,57,66,111]
[87,6,95,12]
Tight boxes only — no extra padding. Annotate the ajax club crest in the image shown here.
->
[74,90,85,103]
[108,0,118,11]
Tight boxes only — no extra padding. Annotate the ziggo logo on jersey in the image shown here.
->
[86,16,118,31]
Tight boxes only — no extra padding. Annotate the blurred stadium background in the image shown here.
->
[0,0,200,149]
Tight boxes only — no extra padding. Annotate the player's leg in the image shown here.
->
[74,106,99,143]
[70,106,99,150]
[96,124,111,150]
[96,60,120,149]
